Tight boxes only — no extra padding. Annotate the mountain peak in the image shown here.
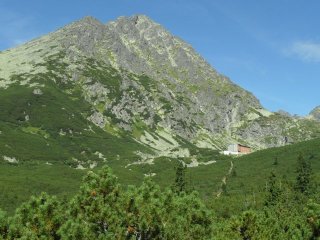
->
[77,16,102,25]
[112,14,156,25]
[309,106,320,120]
[62,15,104,31]
[132,14,156,24]
[107,14,161,34]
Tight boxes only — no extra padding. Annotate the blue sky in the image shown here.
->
[0,0,319,115]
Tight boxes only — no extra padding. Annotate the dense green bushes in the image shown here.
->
[0,157,320,239]
[0,167,213,239]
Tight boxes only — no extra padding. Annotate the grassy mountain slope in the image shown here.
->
[214,138,320,216]
[1,136,319,215]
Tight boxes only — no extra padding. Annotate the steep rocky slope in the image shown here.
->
[0,15,319,167]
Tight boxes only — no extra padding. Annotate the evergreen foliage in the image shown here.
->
[7,193,63,239]
[173,161,187,194]
[264,172,282,207]
[0,147,320,239]
[0,166,212,239]
[295,153,313,195]
[306,200,320,238]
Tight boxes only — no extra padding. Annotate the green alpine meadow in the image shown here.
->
[0,13,320,239]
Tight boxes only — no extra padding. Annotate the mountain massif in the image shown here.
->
[0,15,319,168]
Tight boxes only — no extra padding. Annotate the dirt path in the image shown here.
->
[216,161,233,198]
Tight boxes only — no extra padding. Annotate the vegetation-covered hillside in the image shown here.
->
[215,137,320,216]
[0,139,319,239]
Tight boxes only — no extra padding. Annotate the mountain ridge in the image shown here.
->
[0,15,319,166]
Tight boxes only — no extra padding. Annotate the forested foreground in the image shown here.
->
[0,154,320,240]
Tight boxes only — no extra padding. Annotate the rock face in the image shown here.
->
[0,15,319,153]
[309,106,320,120]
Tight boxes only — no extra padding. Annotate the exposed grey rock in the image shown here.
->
[83,81,110,105]
[33,88,43,95]
[87,111,106,128]
[309,106,320,120]
[277,110,291,117]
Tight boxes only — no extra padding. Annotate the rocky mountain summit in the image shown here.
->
[0,15,319,166]
[309,106,320,120]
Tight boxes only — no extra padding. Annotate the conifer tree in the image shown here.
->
[295,153,312,195]
[58,167,125,239]
[7,192,63,239]
[173,161,187,194]
[264,172,282,206]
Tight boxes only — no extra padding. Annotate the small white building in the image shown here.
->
[222,143,251,155]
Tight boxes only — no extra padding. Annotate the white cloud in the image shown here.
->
[287,41,320,62]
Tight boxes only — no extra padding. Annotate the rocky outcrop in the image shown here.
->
[309,106,320,120]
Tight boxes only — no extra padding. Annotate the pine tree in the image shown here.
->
[173,161,187,194]
[58,167,125,239]
[295,153,312,195]
[7,192,63,239]
[264,172,282,206]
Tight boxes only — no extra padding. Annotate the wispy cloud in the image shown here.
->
[286,41,320,62]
